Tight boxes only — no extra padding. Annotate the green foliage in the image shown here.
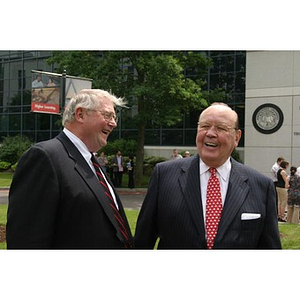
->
[143,156,167,176]
[0,161,11,171]
[99,139,137,157]
[202,89,227,105]
[231,148,243,163]
[11,162,18,172]
[0,135,32,165]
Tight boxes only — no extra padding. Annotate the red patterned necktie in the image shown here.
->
[205,167,223,249]
[91,154,131,248]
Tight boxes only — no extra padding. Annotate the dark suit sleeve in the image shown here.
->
[134,166,159,249]
[257,178,282,249]
[6,145,60,248]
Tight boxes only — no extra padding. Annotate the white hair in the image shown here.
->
[62,89,126,126]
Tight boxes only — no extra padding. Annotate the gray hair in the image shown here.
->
[62,89,126,126]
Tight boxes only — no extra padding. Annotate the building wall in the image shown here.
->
[245,51,300,178]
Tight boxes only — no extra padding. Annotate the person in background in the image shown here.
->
[6,89,133,249]
[97,151,108,173]
[287,166,300,224]
[112,150,124,187]
[271,157,285,186]
[46,77,56,87]
[271,156,285,215]
[184,151,191,158]
[32,74,44,88]
[276,160,290,222]
[170,148,183,160]
[127,155,135,189]
[135,102,281,249]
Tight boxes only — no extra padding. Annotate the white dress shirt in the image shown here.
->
[199,157,231,223]
[63,128,119,209]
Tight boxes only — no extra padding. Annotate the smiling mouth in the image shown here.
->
[102,130,110,135]
[205,142,218,148]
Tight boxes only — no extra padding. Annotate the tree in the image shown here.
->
[48,51,213,186]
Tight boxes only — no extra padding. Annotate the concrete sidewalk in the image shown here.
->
[116,188,146,210]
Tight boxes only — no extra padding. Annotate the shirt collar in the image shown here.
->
[63,128,92,163]
[199,157,231,182]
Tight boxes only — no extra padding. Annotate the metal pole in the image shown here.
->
[61,70,66,111]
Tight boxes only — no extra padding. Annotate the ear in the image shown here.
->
[235,129,242,146]
[74,107,85,124]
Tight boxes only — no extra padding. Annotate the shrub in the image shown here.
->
[0,161,11,171]
[143,156,167,176]
[0,135,33,165]
[11,162,18,172]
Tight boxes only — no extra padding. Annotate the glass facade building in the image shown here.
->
[0,51,246,146]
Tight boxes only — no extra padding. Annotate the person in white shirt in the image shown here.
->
[170,148,183,160]
[32,74,44,88]
[271,156,285,186]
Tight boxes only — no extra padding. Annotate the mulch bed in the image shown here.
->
[0,225,6,243]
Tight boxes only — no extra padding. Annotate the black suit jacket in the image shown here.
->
[134,155,281,249]
[6,132,133,249]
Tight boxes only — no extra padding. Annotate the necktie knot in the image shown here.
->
[209,167,216,175]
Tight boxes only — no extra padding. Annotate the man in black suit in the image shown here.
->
[6,89,133,249]
[135,103,281,249]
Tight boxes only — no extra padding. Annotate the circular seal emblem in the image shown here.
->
[252,103,284,134]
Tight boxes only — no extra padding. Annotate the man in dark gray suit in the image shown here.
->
[7,89,133,249]
[135,103,281,249]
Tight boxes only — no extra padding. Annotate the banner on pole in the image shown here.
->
[31,71,92,115]
[31,71,61,114]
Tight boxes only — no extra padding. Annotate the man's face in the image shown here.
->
[196,105,242,168]
[81,98,117,152]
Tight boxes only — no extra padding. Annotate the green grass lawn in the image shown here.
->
[0,172,13,188]
[278,223,300,249]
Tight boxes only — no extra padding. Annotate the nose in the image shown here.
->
[206,125,218,136]
[107,118,117,127]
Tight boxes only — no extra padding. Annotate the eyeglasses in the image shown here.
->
[198,122,237,134]
[91,110,118,123]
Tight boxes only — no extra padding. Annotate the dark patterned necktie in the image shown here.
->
[91,154,131,248]
[205,168,223,249]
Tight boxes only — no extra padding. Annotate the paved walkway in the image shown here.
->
[0,187,146,210]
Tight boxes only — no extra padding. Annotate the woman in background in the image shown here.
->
[287,166,300,224]
[276,160,289,222]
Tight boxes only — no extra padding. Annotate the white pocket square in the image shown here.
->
[241,213,261,220]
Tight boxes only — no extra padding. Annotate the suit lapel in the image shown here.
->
[56,132,125,242]
[215,159,250,242]
[179,155,206,240]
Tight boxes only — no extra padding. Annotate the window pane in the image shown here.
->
[9,113,21,131]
